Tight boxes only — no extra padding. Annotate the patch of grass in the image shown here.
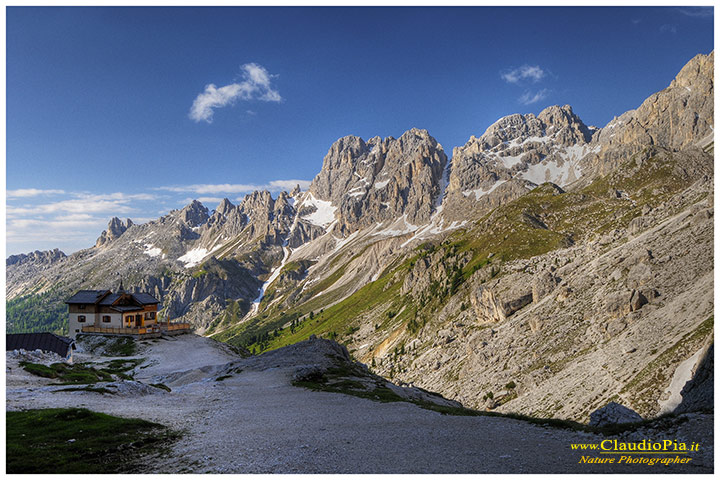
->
[55,386,113,394]
[150,383,171,392]
[6,408,179,474]
[104,337,137,357]
[18,362,58,378]
[99,358,145,377]
[191,269,207,278]
[20,362,113,384]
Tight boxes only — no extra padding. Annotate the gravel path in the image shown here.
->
[6,334,713,474]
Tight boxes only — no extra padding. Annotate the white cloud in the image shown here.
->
[6,190,163,255]
[676,7,713,18]
[157,179,311,195]
[7,192,156,216]
[501,65,546,84]
[197,197,225,204]
[189,63,282,123]
[7,215,110,255]
[660,24,678,34]
[7,188,65,198]
[268,180,311,191]
[519,89,549,105]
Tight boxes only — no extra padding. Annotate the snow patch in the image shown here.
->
[462,180,507,200]
[400,205,467,248]
[374,180,390,189]
[178,248,209,268]
[498,153,524,169]
[177,244,223,268]
[300,193,337,228]
[372,215,418,237]
[144,244,162,258]
[659,348,704,414]
[520,158,579,186]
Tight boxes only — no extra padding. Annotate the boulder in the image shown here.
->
[627,215,653,236]
[589,401,643,427]
[292,365,326,383]
[629,290,648,312]
[532,270,558,302]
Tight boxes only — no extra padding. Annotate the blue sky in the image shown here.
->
[6,6,714,255]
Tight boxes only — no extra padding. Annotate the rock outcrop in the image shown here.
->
[589,402,643,427]
[95,217,134,247]
[6,248,66,267]
[579,51,714,179]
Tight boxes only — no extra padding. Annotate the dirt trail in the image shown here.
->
[6,334,713,474]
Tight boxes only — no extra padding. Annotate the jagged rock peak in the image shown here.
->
[240,190,274,209]
[475,104,591,150]
[178,200,210,227]
[290,184,302,197]
[581,51,714,178]
[308,127,447,232]
[95,217,134,248]
[441,105,595,223]
[274,191,295,218]
[672,50,714,89]
[6,248,66,267]
[215,198,236,216]
[238,190,276,223]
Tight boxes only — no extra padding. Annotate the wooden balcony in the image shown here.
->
[160,322,191,331]
[158,322,192,335]
[81,322,191,337]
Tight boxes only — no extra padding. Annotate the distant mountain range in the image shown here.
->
[7,51,714,422]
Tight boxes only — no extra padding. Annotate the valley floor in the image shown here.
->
[6,334,713,474]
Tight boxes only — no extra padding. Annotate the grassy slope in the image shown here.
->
[6,284,69,334]
[6,408,177,474]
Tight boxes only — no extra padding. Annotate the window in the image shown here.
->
[145,312,156,320]
[78,304,85,310]
[78,315,86,323]
[102,315,111,323]
[75,329,80,333]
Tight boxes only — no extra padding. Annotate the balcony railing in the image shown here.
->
[81,322,191,336]
[81,326,154,335]
[161,322,191,331]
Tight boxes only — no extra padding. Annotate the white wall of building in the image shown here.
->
[68,312,124,338]
[99,313,123,329]
[68,312,95,339]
